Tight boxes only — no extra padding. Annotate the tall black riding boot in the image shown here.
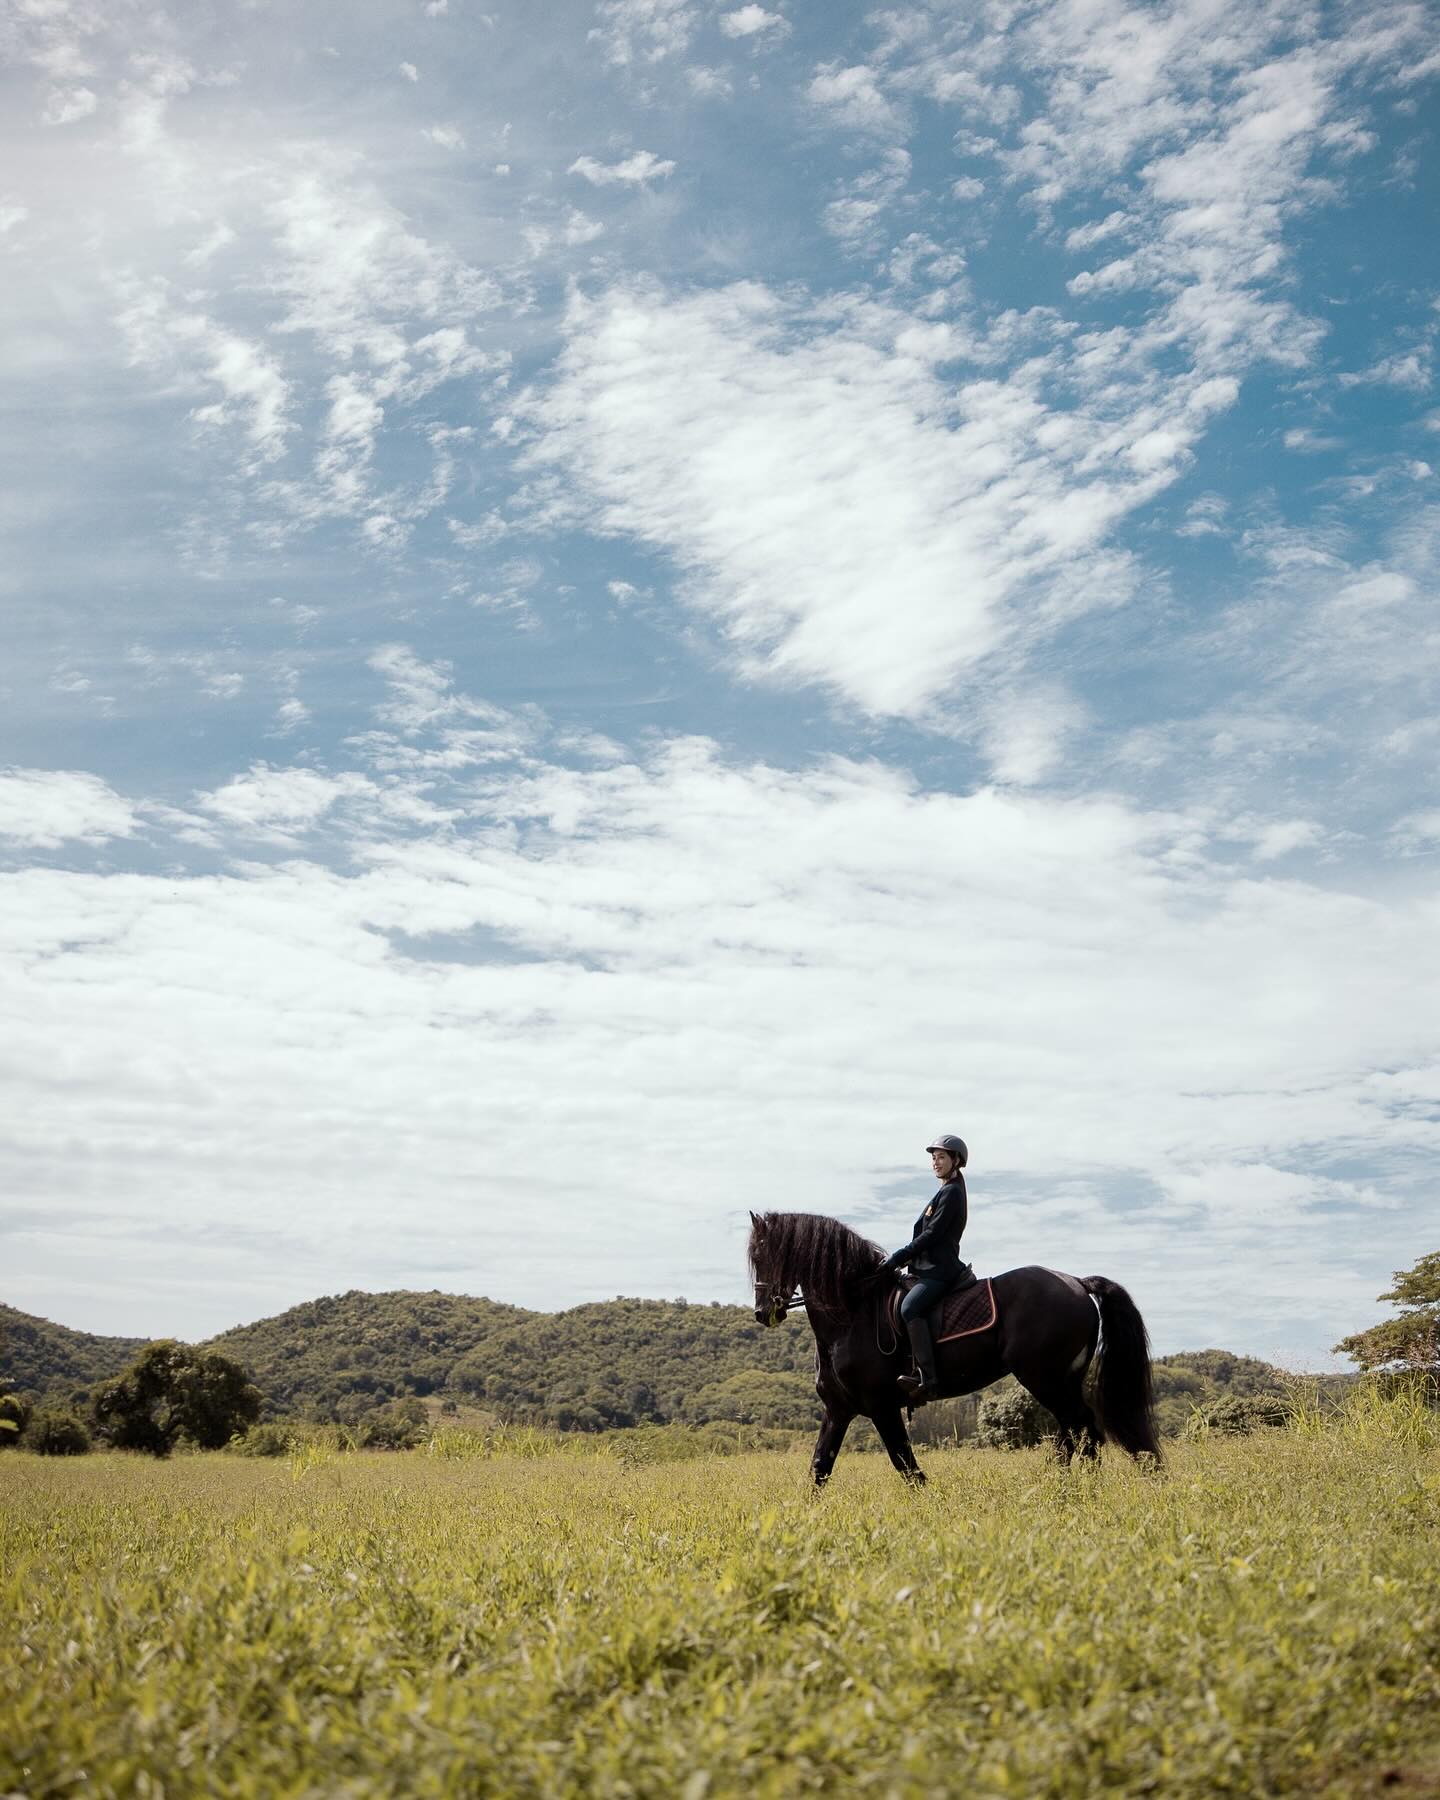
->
[897,1315,939,1404]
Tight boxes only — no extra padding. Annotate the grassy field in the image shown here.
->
[3,1417,1438,1798]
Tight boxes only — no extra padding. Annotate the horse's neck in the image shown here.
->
[802,1285,871,1348]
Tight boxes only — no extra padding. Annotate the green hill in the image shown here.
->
[447,1297,819,1430]
[1150,1349,1293,1437]
[0,1304,146,1408]
[205,1289,533,1420]
[3,1290,1302,1439]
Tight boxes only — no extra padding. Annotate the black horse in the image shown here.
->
[748,1210,1161,1485]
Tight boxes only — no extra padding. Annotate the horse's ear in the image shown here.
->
[749,1210,759,1228]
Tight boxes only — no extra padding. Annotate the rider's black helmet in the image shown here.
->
[926,1133,968,1168]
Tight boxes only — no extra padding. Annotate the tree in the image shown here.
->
[1335,1251,1440,1372]
[27,1408,92,1455]
[173,1347,266,1448]
[92,1341,262,1457]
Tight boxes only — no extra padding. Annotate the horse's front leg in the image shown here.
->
[810,1406,853,1487]
[872,1405,926,1485]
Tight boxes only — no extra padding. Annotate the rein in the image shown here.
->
[774,1281,899,1356]
[766,1289,805,1319]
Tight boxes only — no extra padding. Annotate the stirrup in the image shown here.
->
[897,1369,934,1404]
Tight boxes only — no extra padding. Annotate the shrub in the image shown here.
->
[227,1422,293,1457]
[27,1409,91,1455]
[353,1399,427,1450]
[1184,1392,1290,1438]
[975,1385,1055,1449]
[0,1392,29,1447]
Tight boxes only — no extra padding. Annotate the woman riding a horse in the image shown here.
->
[748,1133,1161,1486]
[879,1132,974,1404]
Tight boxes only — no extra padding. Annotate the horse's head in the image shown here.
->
[748,1209,889,1324]
[748,1210,795,1327]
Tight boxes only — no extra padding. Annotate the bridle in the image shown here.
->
[758,1285,805,1325]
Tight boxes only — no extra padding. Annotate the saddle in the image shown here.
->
[886,1274,997,1343]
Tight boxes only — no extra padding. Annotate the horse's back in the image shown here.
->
[993,1264,1090,1300]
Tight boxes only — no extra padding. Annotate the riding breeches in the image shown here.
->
[900,1278,952,1324]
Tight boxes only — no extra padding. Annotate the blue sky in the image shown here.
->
[2,0,1438,1365]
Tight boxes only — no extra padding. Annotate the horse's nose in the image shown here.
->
[754,1305,768,1325]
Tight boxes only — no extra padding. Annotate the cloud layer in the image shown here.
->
[5,649,1437,1353]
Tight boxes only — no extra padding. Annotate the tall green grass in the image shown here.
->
[3,1420,1437,1797]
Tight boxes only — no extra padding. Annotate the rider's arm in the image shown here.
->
[882,1180,967,1271]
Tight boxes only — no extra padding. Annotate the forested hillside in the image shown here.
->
[3,1289,1297,1438]
[448,1298,819,1430]
[0,1304,145,1408]
[206,1290,530,1420]
[1150,1349,1292,1437]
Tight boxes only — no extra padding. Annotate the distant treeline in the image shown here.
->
[1,1291,1320,1442]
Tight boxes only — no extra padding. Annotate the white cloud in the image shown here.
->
[42,86,97,125]
[126,645,247,702]
[355,645,539,770]
[686,66,733,98]
[1392,809,1440,851]
[398,62,418,82]
[808,62,905,135]
[568,150,676,186]
[1340,350,1431,392]
[272,698,311,734]
[1283,427,1344,453]
[1176,491,1229,537]
[423,123,466,151]
[563,209,605,245]
[0,769,137,849]
[979,685,1088,786]
[115,281,292,461]
[198,765,376,835]
[821,148,911,252]
[522,280,1230,718]
[720,7,788,40]
[264,167,499,368]
[1065,211,1129,251]
[590,0,696,67]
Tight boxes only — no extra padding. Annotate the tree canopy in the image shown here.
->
[92,1341,262,1457]
[1334,1251,1440,1371]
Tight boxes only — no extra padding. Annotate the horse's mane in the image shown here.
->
[747,1211,887,1317]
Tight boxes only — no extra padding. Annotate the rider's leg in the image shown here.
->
[898,1280,946,1400]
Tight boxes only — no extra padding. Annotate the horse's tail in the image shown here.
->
[1083,1276,1162,1463]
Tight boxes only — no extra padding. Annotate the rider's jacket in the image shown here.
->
[887,1177,968,1284]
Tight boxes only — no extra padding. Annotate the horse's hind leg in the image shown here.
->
[811,1407,853,1488]
[1017,1371,1100,1465]
[872,1406,926,1485]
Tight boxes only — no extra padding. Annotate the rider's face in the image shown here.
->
[930,1149,955,1180]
